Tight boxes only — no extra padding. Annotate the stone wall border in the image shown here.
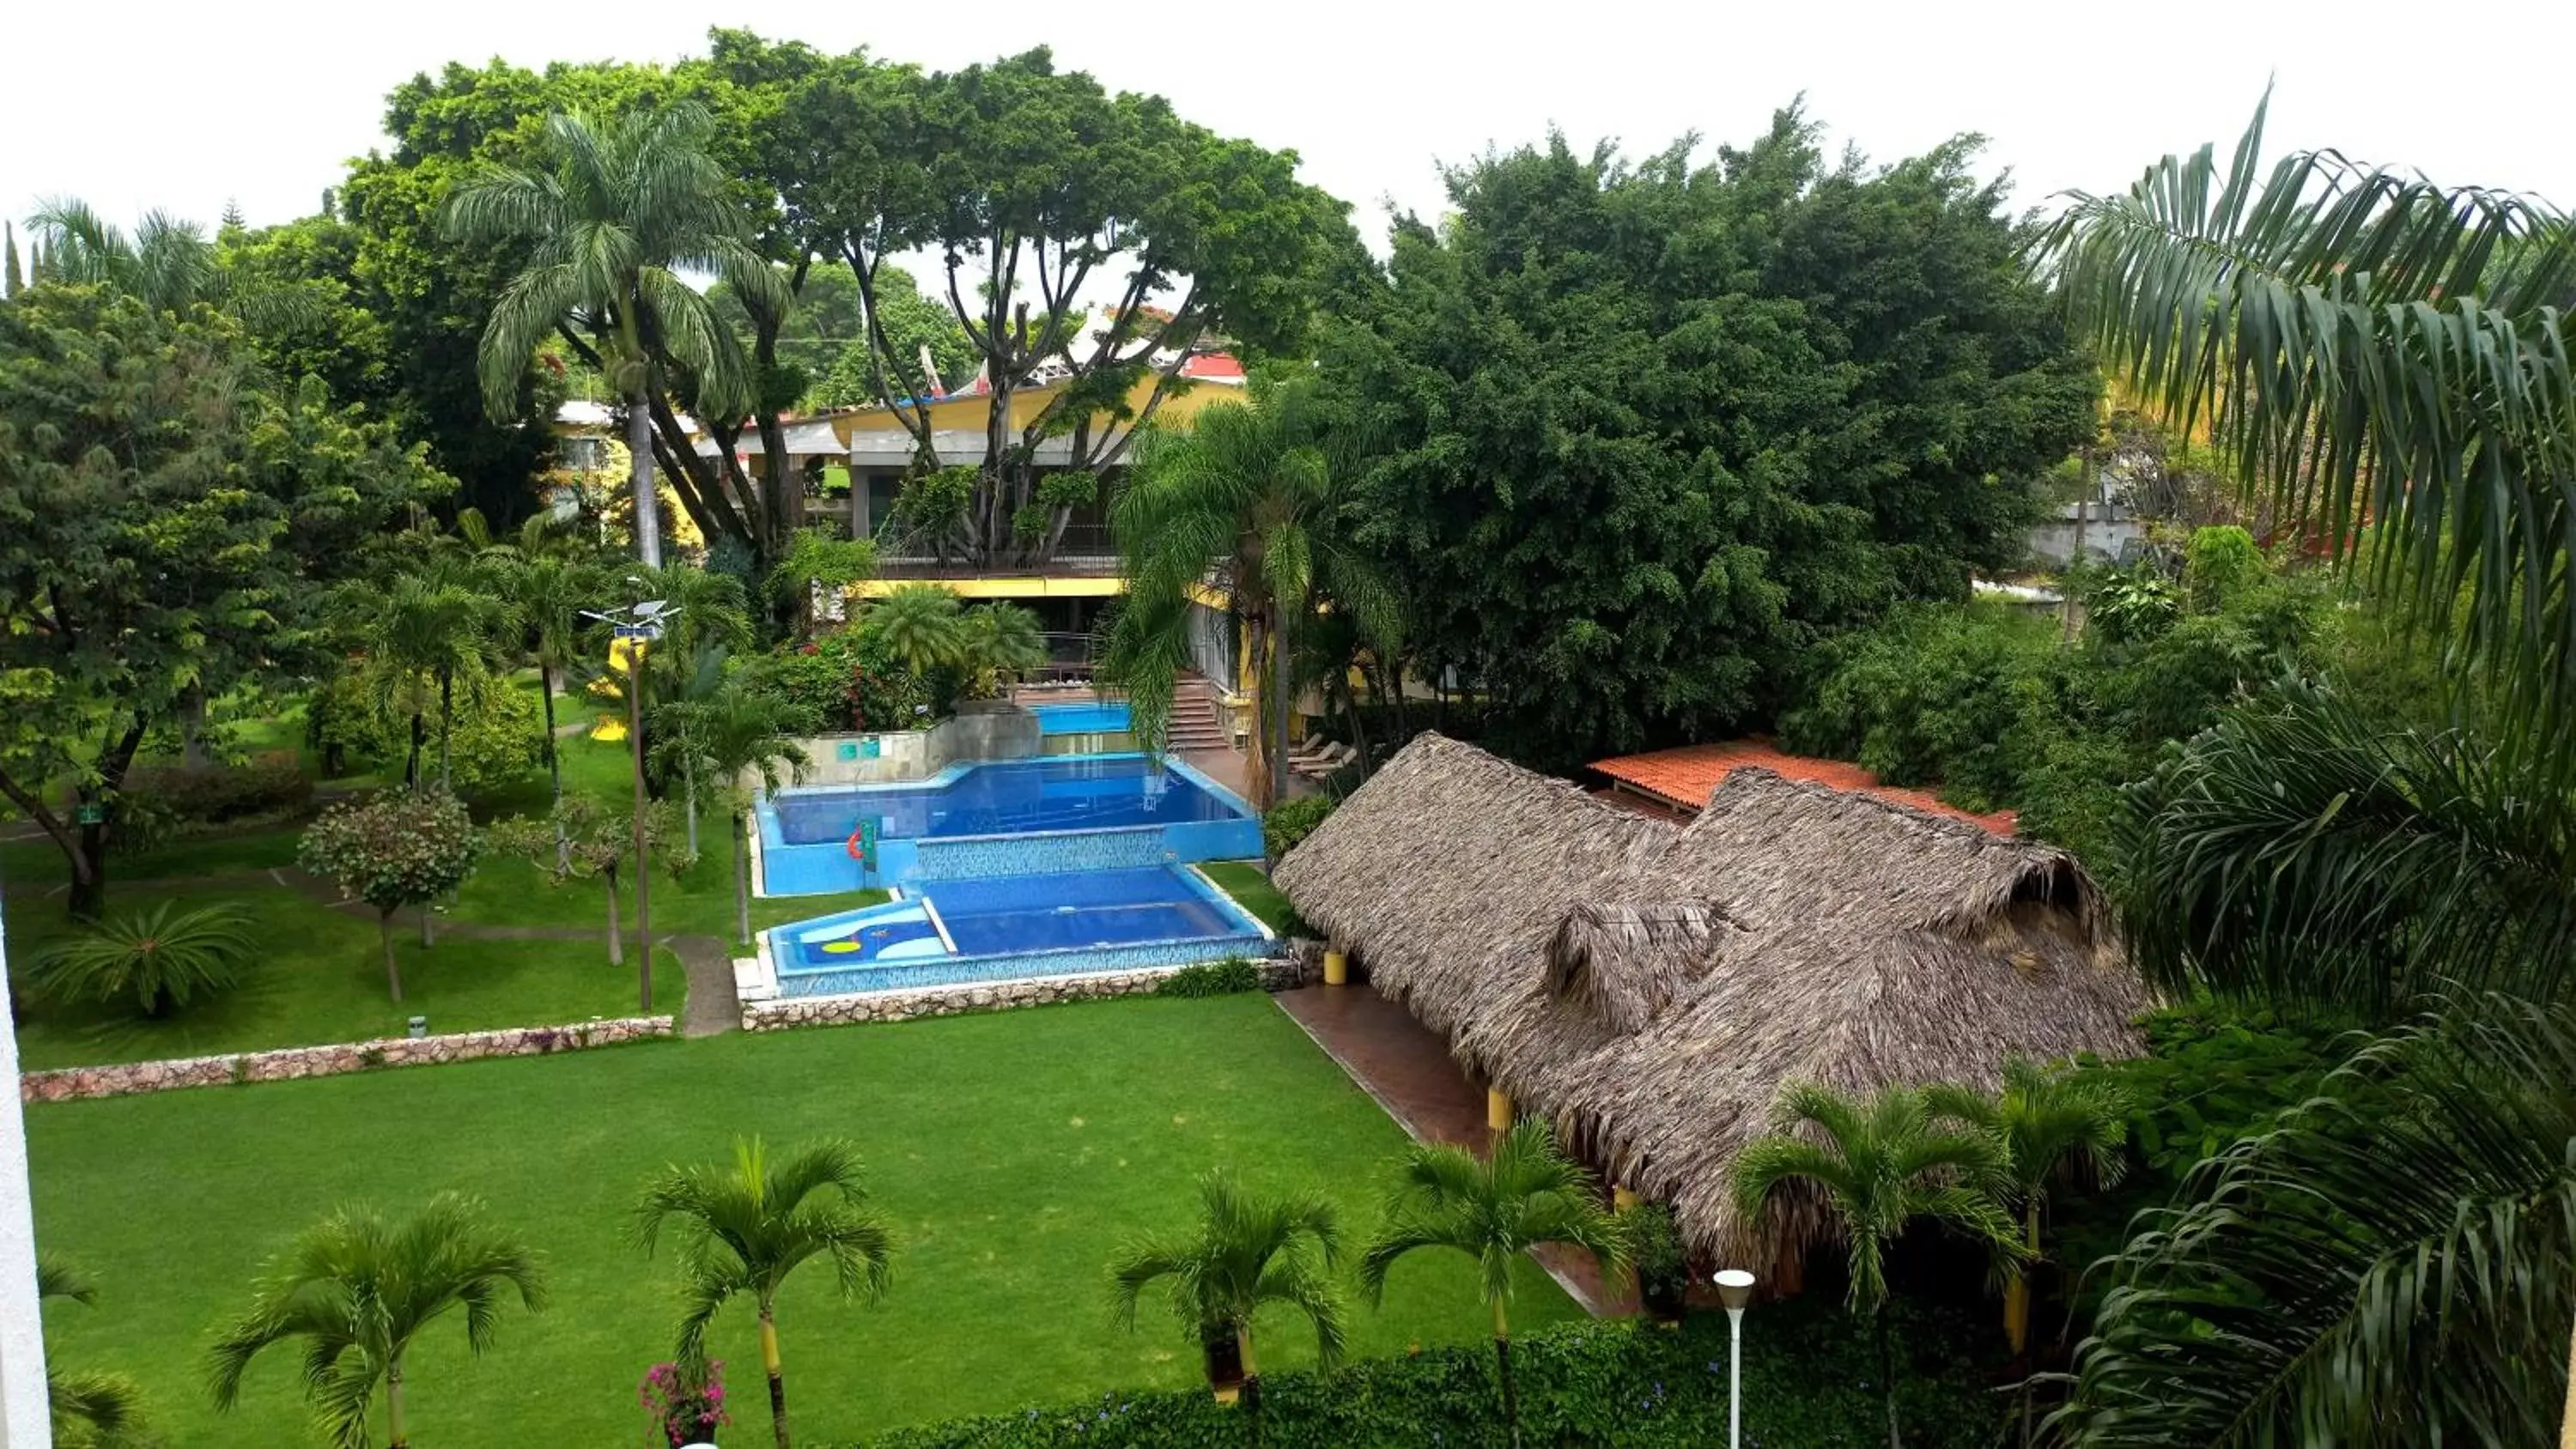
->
[743,953,1316,1031]
[19,1016,676,1104]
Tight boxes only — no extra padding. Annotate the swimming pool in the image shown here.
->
[756,753,1264,894]
[764,864,1270,996]
[1032,702,1133,735]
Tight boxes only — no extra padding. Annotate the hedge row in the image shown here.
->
[847,1300,2005,1449]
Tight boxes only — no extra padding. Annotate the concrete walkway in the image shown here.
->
[1273,984,1635,1317]
[668,936,740,1039]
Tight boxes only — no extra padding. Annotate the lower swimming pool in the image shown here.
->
[764,864,1270,996]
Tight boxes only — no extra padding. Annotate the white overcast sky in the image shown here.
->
[7,0,2573,254]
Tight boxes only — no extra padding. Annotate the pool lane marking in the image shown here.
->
[918,894,961,956]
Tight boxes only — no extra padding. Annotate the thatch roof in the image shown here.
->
[1275,735,2148,1265]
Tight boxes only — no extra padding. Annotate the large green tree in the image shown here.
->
[1327,111,2094,768]
[2036,99,2576,1440]
[763,41,1351,566]
[0,287,439,916]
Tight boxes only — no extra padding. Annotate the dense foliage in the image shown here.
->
[1324,112,2095,768]
[307,671,544,797]
[1783,528,2328,868]
[847,1305,2004,1449]
[116,755,315,850]
[0,286,442,914]
[1152,958,1263,998]
[1261,796,1336,860]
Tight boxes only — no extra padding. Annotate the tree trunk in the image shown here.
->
[386,1352,408,1449]
[733,812,753,945]
[2007,1201,2037,1354]
[180,687,211,770]
[1337,668,1371,777]
[2560,1313,2575,1449]
[1877,1308,1902,1449]
[683,765,700,857]
[630,664,654,1012]
[628,386,664,568]
[1492,1297,1522,1449]
[603,870,625,968]
[405,710,426,791]
[1267,627,1291,808]
[436,667,454,793]
[380,909,404,1003]
[66,813,106,923]
[541,669,569,870]
[761,1307,790,1449]
[1238,1324,1262,1449]
[1242,614,1273,813]
[420,901,434,949]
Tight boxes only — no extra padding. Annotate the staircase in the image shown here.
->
[1166,673,1232,753]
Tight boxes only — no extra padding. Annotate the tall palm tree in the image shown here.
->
[1734,1082,2021,1449]
[481,518,600,828]
[1105,374,1398,810]
[1357,1119,1631,1449]
[206,1194,547,1449]
[39,1254,148,1448]
[446,106,782,568]
[1927,1058,2129,1357]
[28,199,216,314]
[344,573,500,795]
[1109,1170,1346,1442]
[2038,100,2576,1438]
[633,1137,894,1449]
[2052,998,2576,1449]
[677,681,810,944]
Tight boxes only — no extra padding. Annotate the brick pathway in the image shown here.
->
[1273,984,1635,1317]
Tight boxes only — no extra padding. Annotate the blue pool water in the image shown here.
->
[777,867,1259,968]
[769,755,1235,845]
[1033,702,1133,735]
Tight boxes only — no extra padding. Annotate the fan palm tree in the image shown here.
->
[866,584,965,683]
[961,603,1049,694]
[206,1194,547,1449]
[1734,1082,2022,1449]
[445,105,781,568]
[1109,1170,1346,1442]
[28,900,253,1018]
[28,198,217,314]
[1357,1119,1631,1449]
[2052,997,2576,1448]
[678,681,810,943]
[633,1137,894,1449]
[1105,374,1398,810]
[2038,100,2576,1438]
[39,1254,148,1448]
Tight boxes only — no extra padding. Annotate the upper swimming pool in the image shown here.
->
[769,755,1234,844]
[755,753,1266,896]
[1032,701,1133,735]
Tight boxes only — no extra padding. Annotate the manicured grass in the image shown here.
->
[26,996,1583,1447]
[1200,860,1303,936]
[3,886,684,1070]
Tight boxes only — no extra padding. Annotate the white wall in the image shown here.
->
[0,907,53,1447]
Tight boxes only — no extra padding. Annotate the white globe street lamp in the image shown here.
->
[1715,1268,1756,1449]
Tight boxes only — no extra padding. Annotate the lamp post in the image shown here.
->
[585,591,676,1012]
[1715,1268,1755,1449]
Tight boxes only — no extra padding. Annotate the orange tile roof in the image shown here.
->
[1589,739,2017,835]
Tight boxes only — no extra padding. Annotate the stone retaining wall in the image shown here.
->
[19,1016,675,1104]
[743,955,1314,1031]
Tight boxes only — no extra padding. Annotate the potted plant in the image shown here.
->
[1631,1203,1690,1325]
[640,1357,730,1446]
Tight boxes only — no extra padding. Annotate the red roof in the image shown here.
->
[1180,352,1247,382]
[1589,739,2017,835]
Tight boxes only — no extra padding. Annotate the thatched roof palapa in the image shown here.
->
[1274,733,2148,1268]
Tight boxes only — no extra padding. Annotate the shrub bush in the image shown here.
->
[27,900,256,1018]
[303,674,544,797]
[117,753,314,850]
[1262,795,1336,859]
[757,630,928,734]
[1154,958,1263,998]
[845,1302,2004,1449]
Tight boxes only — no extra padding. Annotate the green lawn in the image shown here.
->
[3,887,685,1070]
[27,996,1582,1447]
[1198,860,1301,936]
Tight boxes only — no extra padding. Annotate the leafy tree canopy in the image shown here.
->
[1325,108,2095,768]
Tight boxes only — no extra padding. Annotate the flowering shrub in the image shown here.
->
[640,1358,730,1446]
[297,790,479,919]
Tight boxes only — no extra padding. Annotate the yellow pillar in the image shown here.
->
[1485,1088,1512,1135]
[1322,946,1348,987]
